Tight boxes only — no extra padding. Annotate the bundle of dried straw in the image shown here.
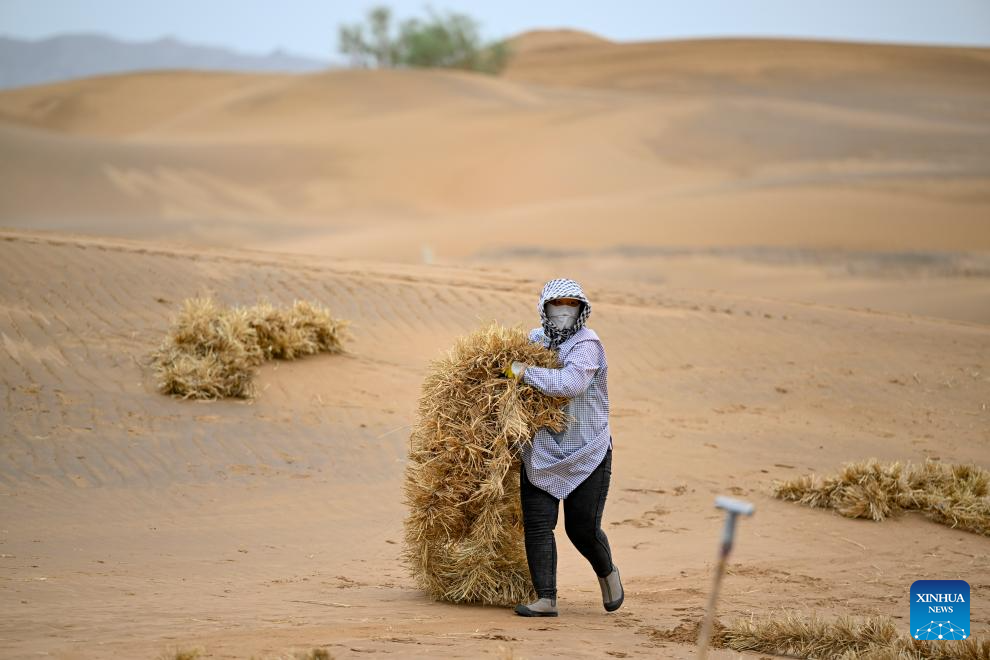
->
[773,459,989,536]
[655,613,987,659]
[153,297,348,399]
[403,323,567,606]
[721,613,987,659]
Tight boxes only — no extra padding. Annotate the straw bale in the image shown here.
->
[724,613,899,658]
[247,300,348,360]
[722,613,988,659]
[772,459,990,536]
[846,637,990,660]
[153,297,348,400]
[403,322,567,606]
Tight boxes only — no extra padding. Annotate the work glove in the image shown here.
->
[504,361,528,380]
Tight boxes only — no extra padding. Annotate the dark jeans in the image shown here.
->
[520,448,614,600]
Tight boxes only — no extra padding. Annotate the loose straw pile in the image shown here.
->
[153,297,348,399]
[403,323,567,606]
[773,459,990,536]
[720,613,987,659]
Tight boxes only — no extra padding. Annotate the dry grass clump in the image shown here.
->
[248,300,347,360]
[848,640,990,660]
[157,649,202,660]
[719,613,988,660]
[773,459,990,536]
[403,322,568,606]
[724,613,900,657]
[153,297,348,399]
[153,298,261,399]
[652,615,987,659]
[292,649,333,660]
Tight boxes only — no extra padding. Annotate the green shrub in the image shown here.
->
[338,5,510,74]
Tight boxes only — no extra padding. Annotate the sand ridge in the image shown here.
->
[2,37,987,328]
[1,39,988,257]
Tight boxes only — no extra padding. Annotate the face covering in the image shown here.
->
[537,279,591,349]
[546,303,581,331]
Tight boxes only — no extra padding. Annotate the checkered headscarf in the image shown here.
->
[538,278,591,349]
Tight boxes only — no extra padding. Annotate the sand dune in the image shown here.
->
[504,35,990,94]
[0,229,987,658]
[1,38,988,324]
[508,29,612,55]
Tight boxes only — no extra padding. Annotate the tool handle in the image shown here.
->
[697,554,727,660]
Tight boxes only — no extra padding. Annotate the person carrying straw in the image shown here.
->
[504,278,623,617]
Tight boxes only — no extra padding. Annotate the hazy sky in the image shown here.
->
[3,0,989,59]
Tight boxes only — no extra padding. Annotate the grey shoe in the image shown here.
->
[599,567,623,612]
[514,597,558,617]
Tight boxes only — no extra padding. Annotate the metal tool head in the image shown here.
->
[715,496,755,516]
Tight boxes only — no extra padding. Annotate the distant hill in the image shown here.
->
[0,33,329,89]
[507,29,611,55]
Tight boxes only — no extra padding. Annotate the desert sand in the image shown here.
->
[0,31,988,659]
